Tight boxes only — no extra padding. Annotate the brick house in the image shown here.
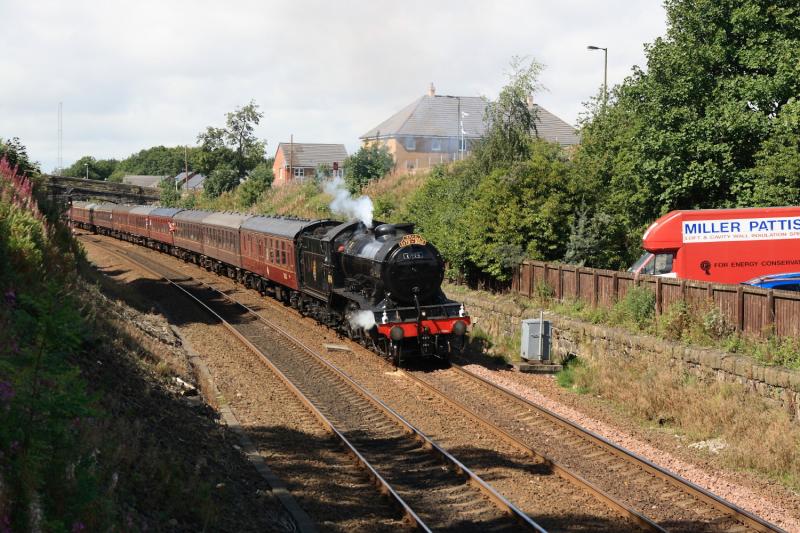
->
[360,83,580,175]
[272,142,348,186]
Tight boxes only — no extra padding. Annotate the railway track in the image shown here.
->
[81,233,785,533]
[83,235,543,532]
[402,364,784,533]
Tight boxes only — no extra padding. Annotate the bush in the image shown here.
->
[609,285,655,329]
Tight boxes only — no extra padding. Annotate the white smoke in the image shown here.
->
[324,176,374,227]
[348,310,376,330]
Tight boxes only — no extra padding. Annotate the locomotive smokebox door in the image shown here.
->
[521,318,550,361]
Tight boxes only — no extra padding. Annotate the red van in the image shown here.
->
[629,207,800,283]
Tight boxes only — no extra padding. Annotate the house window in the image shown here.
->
[431,138,442,152]
[404,137,416,151]
[293,167,305,178]
[459,136,467,152]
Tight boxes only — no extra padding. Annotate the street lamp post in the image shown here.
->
[84,163,89,180]
[587,45,608,106]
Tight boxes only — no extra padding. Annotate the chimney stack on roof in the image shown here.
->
[428,82,436,97]
[527,94,535,109]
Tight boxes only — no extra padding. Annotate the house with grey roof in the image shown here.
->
[360,83,580,175]
[175,171,206,191]
[121,175,167,188]
[272,142,348,186]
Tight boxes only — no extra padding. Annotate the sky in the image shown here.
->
[0,0,668,173]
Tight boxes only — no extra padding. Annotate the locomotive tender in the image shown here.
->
[70,201,470,365]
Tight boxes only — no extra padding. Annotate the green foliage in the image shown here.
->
[404,162,481,277]
[203,163,239,199]
[237,162,274,208]
[0,159,109,530]
[0,136,40,176]
[343,143,394,192]
[196,100,267,179]
[474,56,543,171]
[465,141,574,281]
[158,176,180,207]
[108,145,201,182]
[609,286,656,329]
[63,155,119,181]
[556,357,589,393]
[570,0,800,268]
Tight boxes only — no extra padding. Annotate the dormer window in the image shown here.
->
[431,138,442,152]
[404,137,416,151]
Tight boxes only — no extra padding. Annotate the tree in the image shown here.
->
[159,176,180,207]
[203,163,239,198]
[108,146,201,182]
[739,98,800,206]
[0,137,39,176]
[570,0,800,268]
[474,56,543,171]
[464,140,574,281]
[196,101,266,179]
[343,143,394,192]
[237,162,273,208]
[63,156,118,181]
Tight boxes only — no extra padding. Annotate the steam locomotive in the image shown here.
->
[69,201,470,365]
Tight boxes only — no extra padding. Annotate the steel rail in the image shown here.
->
[84,238,432,532]
[87,236,546,532]
[449,363,784,533]
[195,274,547,533]
[397,367,666,532]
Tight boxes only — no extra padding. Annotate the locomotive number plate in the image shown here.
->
[399,234,427,247]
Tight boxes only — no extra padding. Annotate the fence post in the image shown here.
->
[592,270,599,307]
[612,272,619,302]
[680,279,687,302]
[527,263,533,298]
[575,267,581,301]
[558,265,564,301]
[655,277,663,315]
[736,285,744,332]
[767,289,775,332]
[543,263,549,296]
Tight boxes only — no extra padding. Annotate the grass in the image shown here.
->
[563,350,800,490]
[529,282,800,369]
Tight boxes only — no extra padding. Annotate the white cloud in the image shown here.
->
[0,0,666,172]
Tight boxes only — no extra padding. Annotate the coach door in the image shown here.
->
[299,236,328,296]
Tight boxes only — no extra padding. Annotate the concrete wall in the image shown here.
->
[454,288,800,418]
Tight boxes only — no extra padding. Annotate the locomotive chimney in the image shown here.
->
[428,82,436,97]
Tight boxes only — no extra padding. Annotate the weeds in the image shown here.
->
[555,356,589,393]
[565,353,800,489]
[608,285,655,329]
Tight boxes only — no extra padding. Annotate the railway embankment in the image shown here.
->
[446,282,800,492]
[0,161,293,531]
[447,283,800,414]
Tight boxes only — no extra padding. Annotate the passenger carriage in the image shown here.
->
[148,207,184,251]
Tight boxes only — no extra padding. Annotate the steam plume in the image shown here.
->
[348,310,376,330]
[324,177,374,227]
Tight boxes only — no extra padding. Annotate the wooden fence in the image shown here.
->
[512,260,800,339]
